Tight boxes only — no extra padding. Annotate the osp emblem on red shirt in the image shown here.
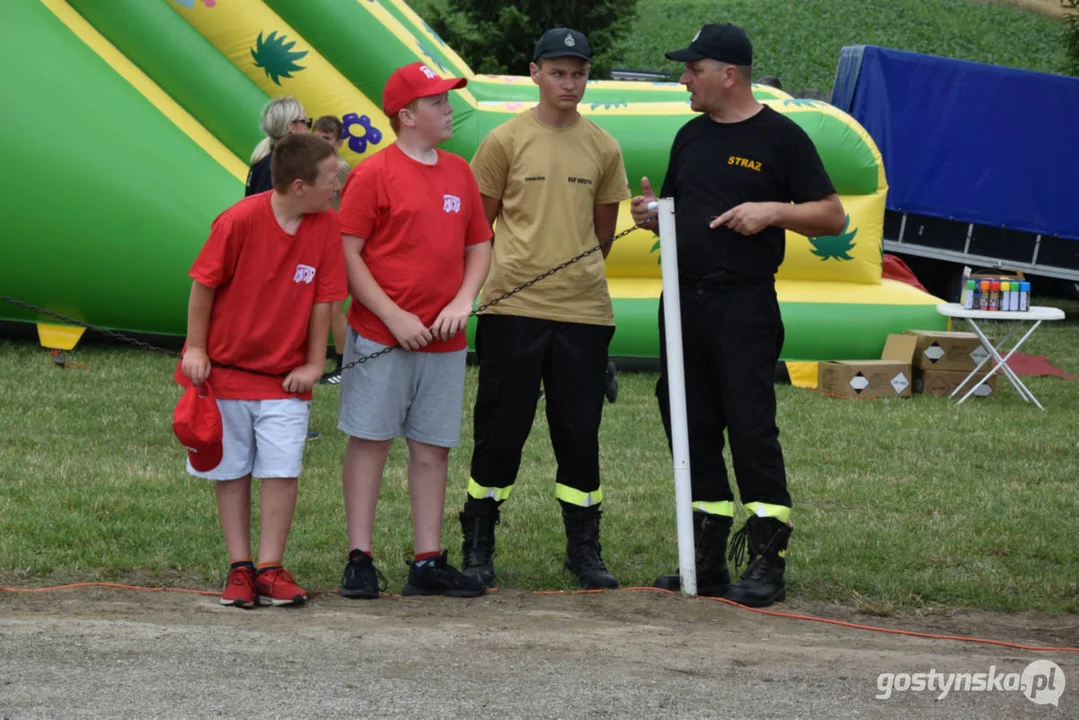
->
[293,264,316,283]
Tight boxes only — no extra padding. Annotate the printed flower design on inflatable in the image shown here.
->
[251,31,308,85]
[422,20,446,46]
[170,0,217,7]
[342,113,383,154]
[809,215,858,261]
[416,43,447,72]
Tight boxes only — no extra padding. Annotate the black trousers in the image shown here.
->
[469,314,614,504]
[656,279,791,510]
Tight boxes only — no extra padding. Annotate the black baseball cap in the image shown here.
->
[665,23,753,66]
[533,28,592,62]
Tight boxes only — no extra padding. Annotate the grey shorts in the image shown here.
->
[187,398,311,481]
[337,328,467,447]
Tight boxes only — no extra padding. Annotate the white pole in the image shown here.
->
[654,198,696,597]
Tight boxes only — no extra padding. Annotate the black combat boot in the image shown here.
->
[459,498,500,587]
[562,505,620,590]
[653,511,732,596]
[724,516,792,608]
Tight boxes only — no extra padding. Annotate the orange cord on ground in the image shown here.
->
[1,582,218,597]
[537,586,1079,653]
[2,582,1076,653]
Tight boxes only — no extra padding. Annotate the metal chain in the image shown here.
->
[0,298,183,358]
[1,217,655,377]
[337,219,652,374]
[472,222,643,314]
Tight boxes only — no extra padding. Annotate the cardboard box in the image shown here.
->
[818,334,916,398]
[915,369,998,398]
[904,330,989,372]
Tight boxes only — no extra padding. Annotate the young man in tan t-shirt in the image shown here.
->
[458,28,630,591]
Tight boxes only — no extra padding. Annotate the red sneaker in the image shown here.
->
[255,567,307,606]
[220,566,256,609]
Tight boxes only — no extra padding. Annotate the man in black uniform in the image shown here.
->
[630,23,845,608]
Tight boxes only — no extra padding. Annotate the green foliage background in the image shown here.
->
[411,0,1070,89]
[1063,0,1079,76]
[423,0,637,77]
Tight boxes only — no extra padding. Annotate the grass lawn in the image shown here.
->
[410,0,1070,89]
[1,296,1077,615]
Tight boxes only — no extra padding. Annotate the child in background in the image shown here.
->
[246,96,311,196]
[313,114,353,384]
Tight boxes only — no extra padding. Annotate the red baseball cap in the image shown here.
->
[173,380,223,473]
[382,62,467,117]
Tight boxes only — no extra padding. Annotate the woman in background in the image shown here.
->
[246,96,311,196]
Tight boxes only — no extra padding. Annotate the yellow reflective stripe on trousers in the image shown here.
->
[467,477,513,502]
[743,502,791,524]
[555,484,603,508]
[692,500,734,517]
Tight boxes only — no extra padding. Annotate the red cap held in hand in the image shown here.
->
[173,380,223,472]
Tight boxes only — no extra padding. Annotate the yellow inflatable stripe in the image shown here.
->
[780,279,936,305]
[173,0,391,165]
[479,99,885,198]
[476,101,701,116]
[384,0,474,78]
[37,0,247,182]
[606,278,939,306]
[349,0,480,106]
[475,100,796,118]
[608,278,663,298]
[767,100,887,190]
[603,197,886,286]
[785,362,820,389]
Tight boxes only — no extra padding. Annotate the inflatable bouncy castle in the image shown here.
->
[0,0,945,359]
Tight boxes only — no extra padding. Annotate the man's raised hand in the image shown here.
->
[630,176,659,231]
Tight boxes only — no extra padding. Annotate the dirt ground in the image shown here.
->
[1,587,1076,719]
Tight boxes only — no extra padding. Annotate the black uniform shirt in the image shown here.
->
[660,105,835,281]
[245,154,273,197]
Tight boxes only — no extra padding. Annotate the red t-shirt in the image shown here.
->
[176,192,347,400]
[337,144,492,352]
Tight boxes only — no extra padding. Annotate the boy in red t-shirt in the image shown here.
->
[180,133,348,609]
[336,62,492,599]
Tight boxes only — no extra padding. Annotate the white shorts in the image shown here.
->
[186,398,311,481]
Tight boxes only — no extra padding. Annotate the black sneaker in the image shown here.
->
[605,360,618,403]
[320,353,344,385]
[402,551,486,598]
[340,550,386,599]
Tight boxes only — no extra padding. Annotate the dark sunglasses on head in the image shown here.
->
[292,117,313,129]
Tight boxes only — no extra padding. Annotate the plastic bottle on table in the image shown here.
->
[1020,281,1031,311]
[988,280,1000,311]
[979,280,990,310]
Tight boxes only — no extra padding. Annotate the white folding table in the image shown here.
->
[935,303,1066,410]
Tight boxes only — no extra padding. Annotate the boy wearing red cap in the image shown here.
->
[336,62,492,599]
[179,133,347,609]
